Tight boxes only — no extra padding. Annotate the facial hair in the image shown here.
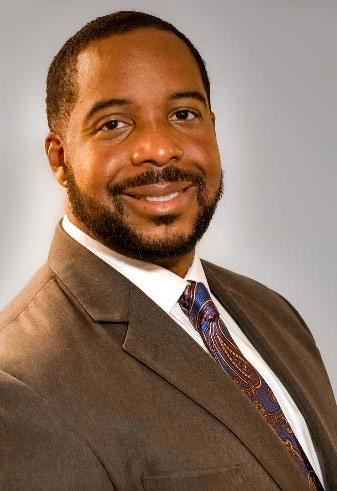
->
[66,165,223,262]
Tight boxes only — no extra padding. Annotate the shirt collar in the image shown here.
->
[62,215,209,314]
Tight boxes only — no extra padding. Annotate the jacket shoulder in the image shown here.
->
[202,259,311,335]
[202,259,279,298]
[0,264,55,328]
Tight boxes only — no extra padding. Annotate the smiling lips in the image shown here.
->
[123,182,193,202]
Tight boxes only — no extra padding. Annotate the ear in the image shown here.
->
[210,111,217,134]
[45,132,68,188]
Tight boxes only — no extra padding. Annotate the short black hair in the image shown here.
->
[46,11,211,136]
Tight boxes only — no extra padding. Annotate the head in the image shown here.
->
[45,11,223,275]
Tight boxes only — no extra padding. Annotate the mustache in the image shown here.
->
[109,166,205,195]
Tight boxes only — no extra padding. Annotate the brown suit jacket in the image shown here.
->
[0,223,336,490]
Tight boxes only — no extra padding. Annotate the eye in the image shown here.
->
[100,119,129,131]
[170,109,198,121]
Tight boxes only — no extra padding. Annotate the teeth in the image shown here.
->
[144,192,179,202]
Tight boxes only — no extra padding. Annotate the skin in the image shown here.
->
[45,28,222,277]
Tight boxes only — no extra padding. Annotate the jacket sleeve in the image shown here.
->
[0,370,115,491]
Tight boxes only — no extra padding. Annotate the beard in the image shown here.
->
[66,165,223,262]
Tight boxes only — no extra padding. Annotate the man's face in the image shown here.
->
[62,28,223,261]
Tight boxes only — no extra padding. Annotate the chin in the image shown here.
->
[137,221,195,241]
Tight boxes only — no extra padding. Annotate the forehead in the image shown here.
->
[75,28,205,101]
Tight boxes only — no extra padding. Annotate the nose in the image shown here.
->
[131,127,183,167]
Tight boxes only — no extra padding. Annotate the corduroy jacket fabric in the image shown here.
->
[0,223,336,490]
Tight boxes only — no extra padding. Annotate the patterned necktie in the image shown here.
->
[179,281,323,490]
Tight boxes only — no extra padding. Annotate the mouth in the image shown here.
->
[123,182,194,201]
[120,182,197,216]
[139,191,182,202]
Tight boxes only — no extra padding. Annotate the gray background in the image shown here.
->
[1,0,336,397]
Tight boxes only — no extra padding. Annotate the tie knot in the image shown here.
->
[179,281,220,328]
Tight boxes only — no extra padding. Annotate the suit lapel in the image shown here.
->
[123,282,309,490]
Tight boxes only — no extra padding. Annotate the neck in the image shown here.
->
[153,250,195,278]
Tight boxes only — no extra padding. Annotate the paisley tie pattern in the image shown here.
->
[179,281,323,490]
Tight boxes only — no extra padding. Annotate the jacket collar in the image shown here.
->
[48,222,130,322]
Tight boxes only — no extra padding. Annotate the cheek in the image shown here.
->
[70,143,128,192]
[190,133,221,181]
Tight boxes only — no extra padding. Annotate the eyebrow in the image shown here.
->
[85,90,208,122]
[85,98,132,121]
[168,91,208,107]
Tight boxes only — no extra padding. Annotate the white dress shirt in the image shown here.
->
[62,214,324,486]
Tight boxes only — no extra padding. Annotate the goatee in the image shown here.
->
[66,166,223,262]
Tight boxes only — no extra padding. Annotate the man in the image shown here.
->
[0,10,336,490]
